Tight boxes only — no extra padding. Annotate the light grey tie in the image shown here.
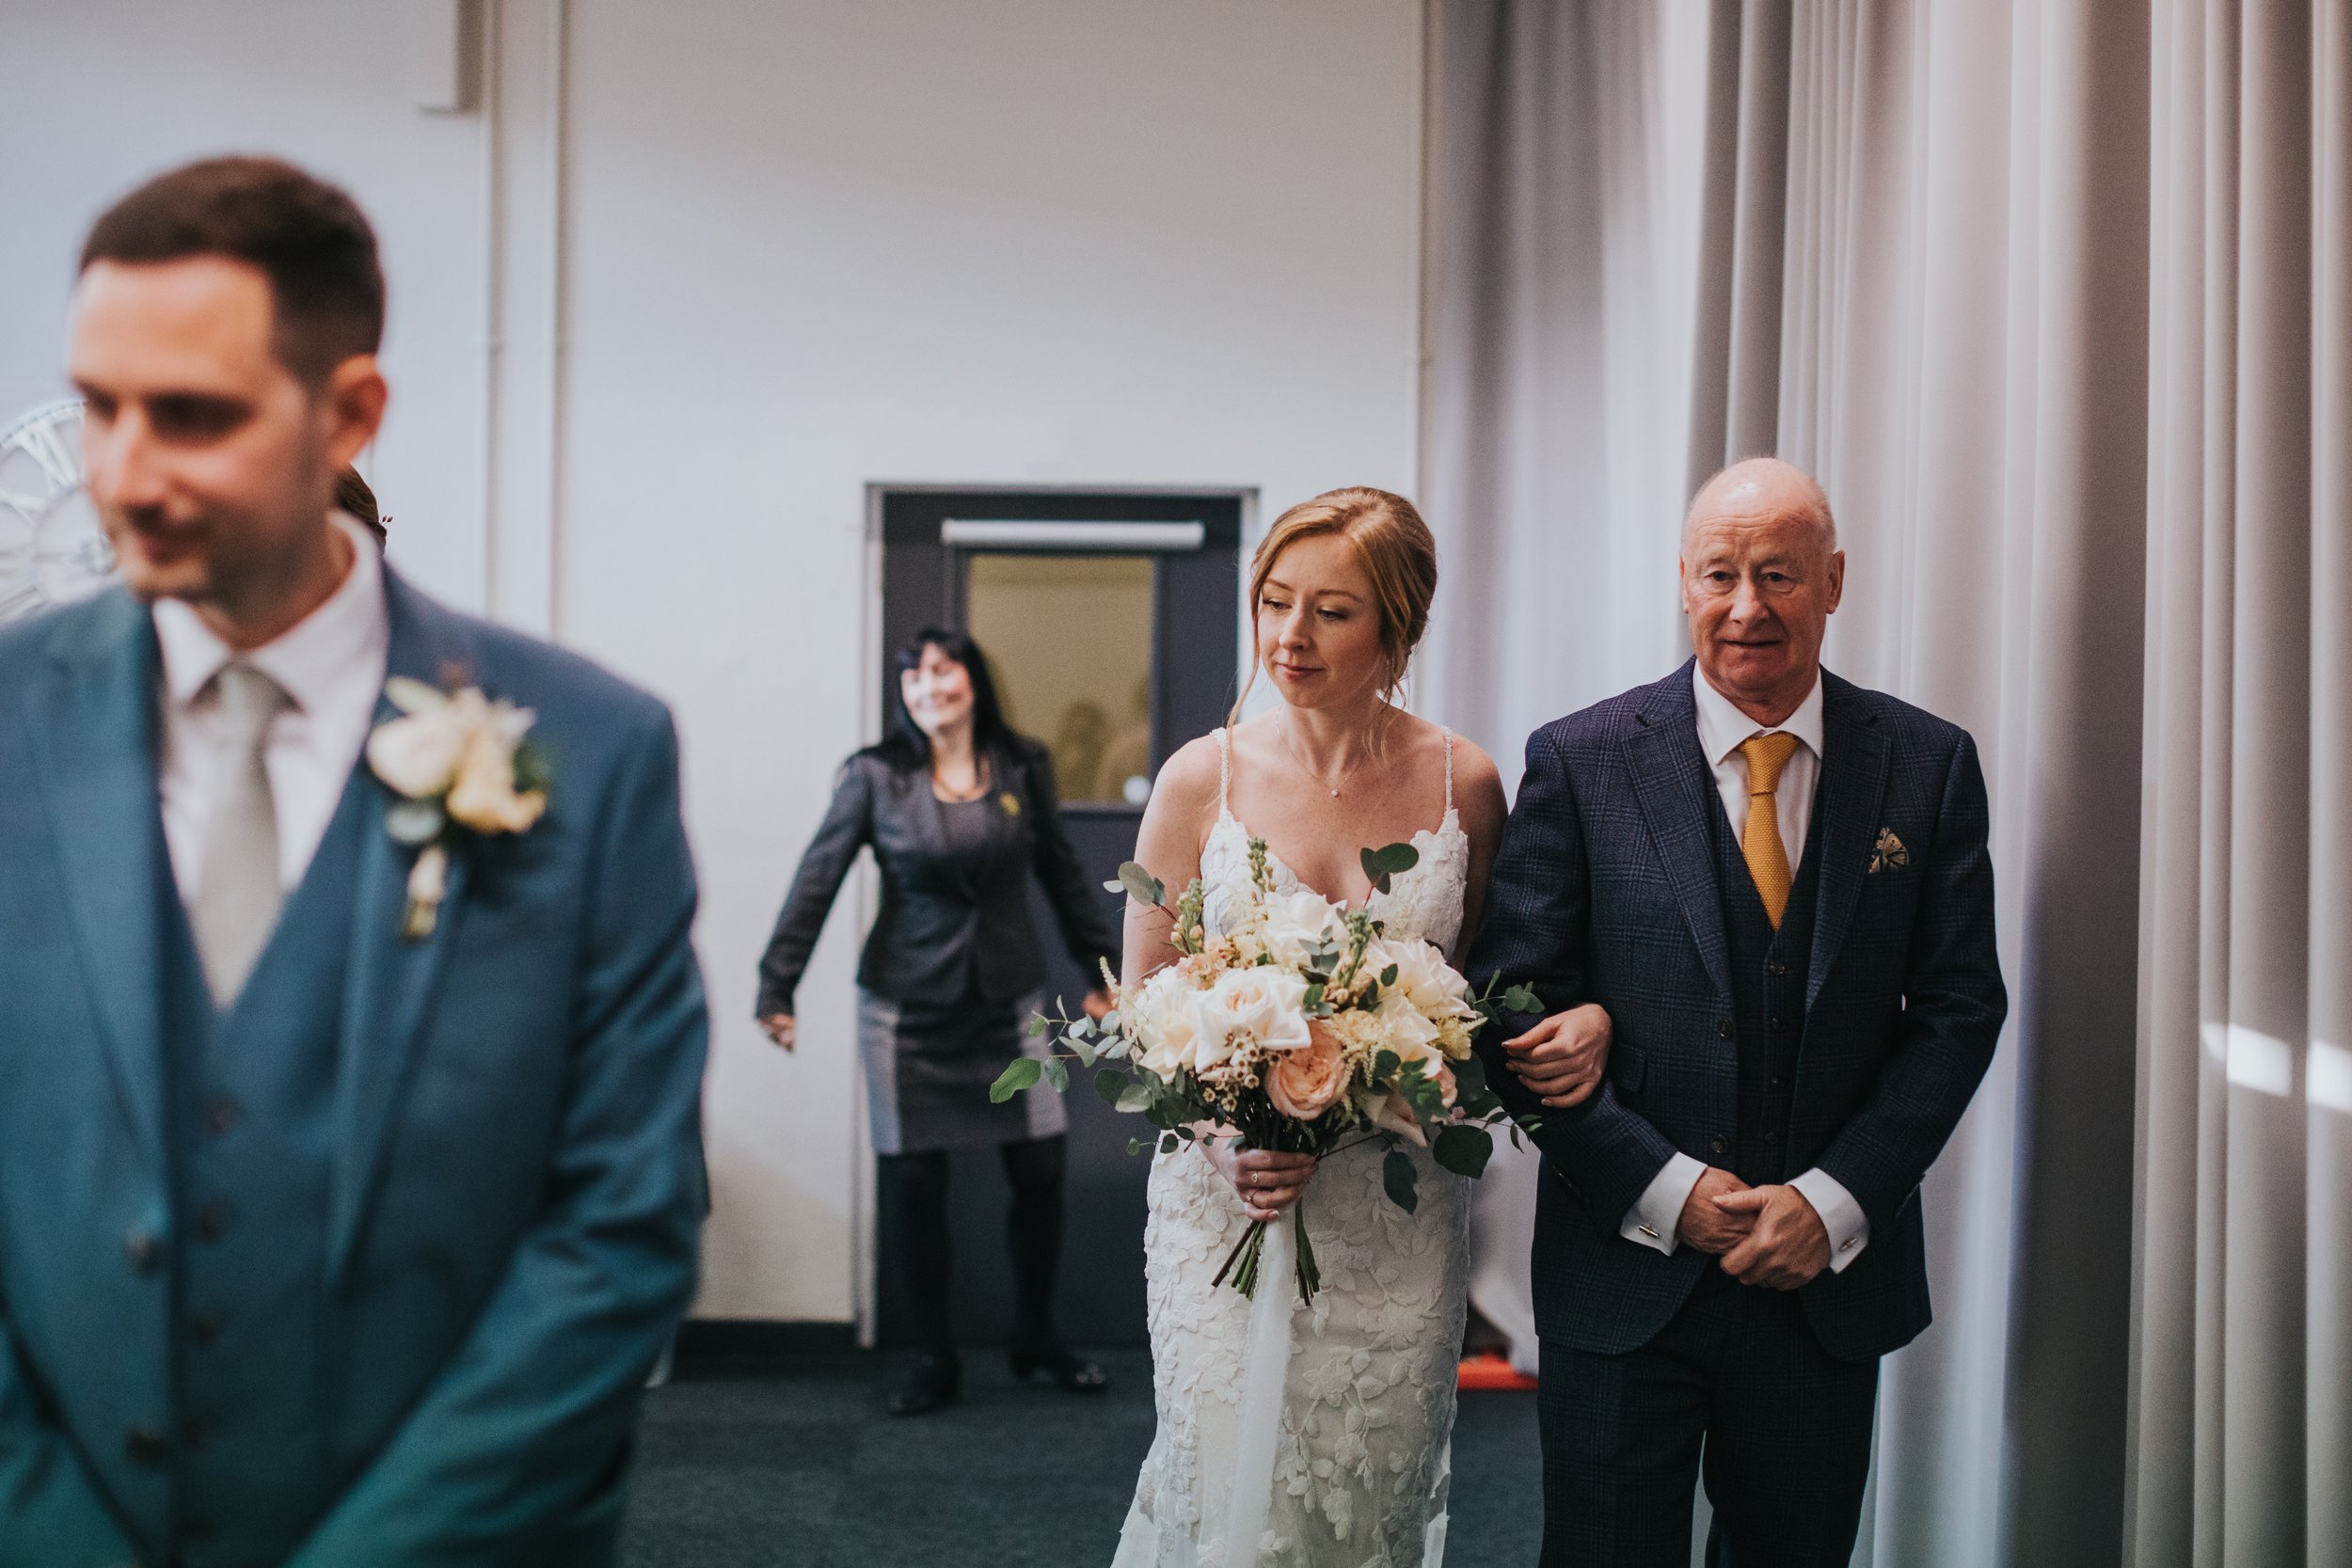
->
[191,659,290,1006]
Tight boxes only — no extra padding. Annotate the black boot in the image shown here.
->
[888,1353,961,1416]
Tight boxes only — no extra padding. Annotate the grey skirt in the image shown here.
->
[857,986,1065,1155]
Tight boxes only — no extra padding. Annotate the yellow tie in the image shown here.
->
[1738,731,1803,929]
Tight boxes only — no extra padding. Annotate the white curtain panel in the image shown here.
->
[1427,1,2346,1564]
[1419,0,1708,778]
[2129,2,2352,1564]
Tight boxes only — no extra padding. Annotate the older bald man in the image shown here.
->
[1469,459,2006,1566]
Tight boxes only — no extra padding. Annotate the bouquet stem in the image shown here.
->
[1213,1220,1265,1295]
[1212,1202,1321,1305]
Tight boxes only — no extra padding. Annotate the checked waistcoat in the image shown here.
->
[1708,786,1824,1191]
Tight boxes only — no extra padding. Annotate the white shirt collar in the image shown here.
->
[152,511,388,714]
[1692,660,1826,767]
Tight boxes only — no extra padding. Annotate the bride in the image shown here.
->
[1112,488,1613,1567]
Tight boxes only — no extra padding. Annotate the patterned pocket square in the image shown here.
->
[1868,828,1911,874]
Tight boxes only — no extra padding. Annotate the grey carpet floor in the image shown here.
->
[619,1348,1545,1567]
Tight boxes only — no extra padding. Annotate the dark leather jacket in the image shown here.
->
[755,737,1119,1013]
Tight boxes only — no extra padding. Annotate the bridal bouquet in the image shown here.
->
[993,836,1538,1302]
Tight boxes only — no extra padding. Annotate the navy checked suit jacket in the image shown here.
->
[1467,662,2005,1363]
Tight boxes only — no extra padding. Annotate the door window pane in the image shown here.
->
[965,553,1154,806]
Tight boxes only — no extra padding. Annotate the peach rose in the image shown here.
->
[1267,1020,1349,1120]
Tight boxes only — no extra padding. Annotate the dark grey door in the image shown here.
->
[875,488,1243,1349]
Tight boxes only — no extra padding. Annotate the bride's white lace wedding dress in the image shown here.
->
[1114,729,1472,1568]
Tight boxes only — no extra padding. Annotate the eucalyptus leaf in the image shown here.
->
[1382,1148,1421,1214]
[1069,1037,1098,1069]
[1502,984,1542,1014]
[1432,1125,1494,1180]
[1026,1014,1050,1037]
[1128,1137,1150,1156]
[1359,842,1421,895]
[989,1057,1043,1102]
[385,799,446,847]
[1158,1132,1180,1155]
[1374,1050,1401,1083]
[1095,1068,1128,1107]
[1453,1053,1491,1101]
[1117,863,1168,909]
[1380,963,1399,987]
[1041,1057,1069,1092]
[1116,1082,1154,1115]
[512,739,554,796]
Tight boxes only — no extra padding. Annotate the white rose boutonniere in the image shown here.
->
[366,675,551,940]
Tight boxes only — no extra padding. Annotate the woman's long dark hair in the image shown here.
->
[870,626,1020,773]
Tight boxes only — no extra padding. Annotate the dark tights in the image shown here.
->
[882,1133,1067,1358]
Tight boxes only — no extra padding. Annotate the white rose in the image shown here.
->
[1366,993,1450,1094]
[1130,972,1204,1078]
[1376,938,1476,1021]
[1256,889,1343,970]
[1193,964,1311,1069]
[366,704,469,799]
[444,699,548,835]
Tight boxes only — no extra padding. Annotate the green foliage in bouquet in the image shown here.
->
[992,837,1544,1305]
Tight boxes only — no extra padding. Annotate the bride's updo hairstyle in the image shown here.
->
[1234,486,1438,721]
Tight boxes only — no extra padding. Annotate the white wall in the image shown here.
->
[1,0,1427,1320]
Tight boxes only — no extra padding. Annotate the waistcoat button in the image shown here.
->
[1708,1132,1730,1156]
[1717,1020,1734,1040]
[124,1423,168,1467]
[123,1228,163,1275]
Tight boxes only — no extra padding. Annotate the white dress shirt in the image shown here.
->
[1615,665,1870,1273]
[154,513,389,903]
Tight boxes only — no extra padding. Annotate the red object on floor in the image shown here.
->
[1456,1352,1537,1391]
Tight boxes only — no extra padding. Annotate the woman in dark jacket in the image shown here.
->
[758,627,1118,1414]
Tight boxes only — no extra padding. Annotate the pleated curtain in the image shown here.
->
[1422,2,2351,1563]
[2130,3,2352,1564]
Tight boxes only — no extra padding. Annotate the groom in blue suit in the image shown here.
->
[1470,459,2006,1566]
[0,158,707,1564]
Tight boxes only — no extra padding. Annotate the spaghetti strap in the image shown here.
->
[1442,727,1454,813]
[1215,726,1232,815]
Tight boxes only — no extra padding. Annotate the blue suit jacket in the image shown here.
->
[1467,663,2005,1362]
[0,573,707,1564]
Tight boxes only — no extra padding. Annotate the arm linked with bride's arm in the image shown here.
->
[1467,727,1679,1228]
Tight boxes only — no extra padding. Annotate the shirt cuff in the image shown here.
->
[1788,1167,1870,1273]
[1620,1152,1707,1256]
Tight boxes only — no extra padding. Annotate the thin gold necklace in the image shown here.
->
[1279,721,1359,800]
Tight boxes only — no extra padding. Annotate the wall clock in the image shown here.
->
[0,399,114,624]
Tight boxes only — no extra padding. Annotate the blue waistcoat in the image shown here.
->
[160,771,368,1562]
